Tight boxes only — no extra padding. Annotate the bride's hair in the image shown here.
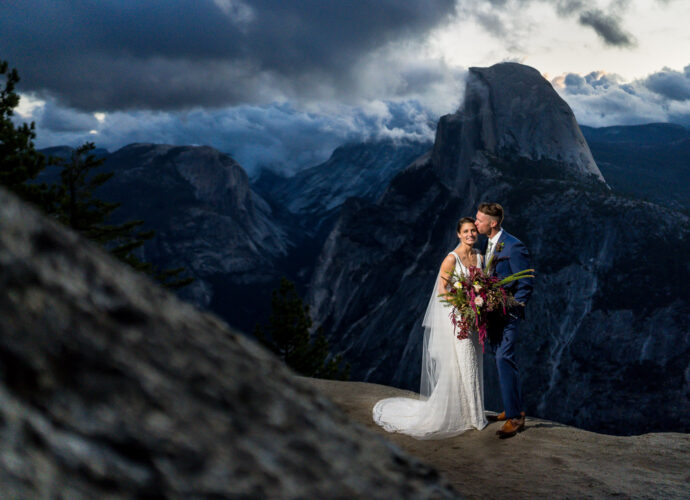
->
[456,216,476,232]
[477,202,504,225]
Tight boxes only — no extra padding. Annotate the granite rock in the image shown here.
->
[0,186,458,499]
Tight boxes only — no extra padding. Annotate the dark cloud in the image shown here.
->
[583,70,622,89]
[643,66,690,101]
[564,73,588,91]
[578,9,635,47]
[0,0,456,111]
[38,100,99,132]
[1,0,645,117]
[461,0,637,51]
[5,0,684,172]
[552,0,637,47]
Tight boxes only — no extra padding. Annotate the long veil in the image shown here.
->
[372,267,487,440]
[420,272,455,398]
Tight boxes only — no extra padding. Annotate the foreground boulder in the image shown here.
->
[0,186,457,499]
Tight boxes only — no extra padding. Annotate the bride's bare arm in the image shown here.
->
[437,254,456,295]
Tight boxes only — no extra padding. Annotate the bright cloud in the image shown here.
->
[552,65,690,126]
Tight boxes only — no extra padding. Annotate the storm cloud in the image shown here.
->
[1,0,646,113]
[0,0,456,111]
[3,0,685,176]
[39,100,100,133]
[643,66,690,101]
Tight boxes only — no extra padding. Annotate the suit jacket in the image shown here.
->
[485,230,533,316]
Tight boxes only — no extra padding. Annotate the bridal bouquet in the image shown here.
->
[440,262,534,351]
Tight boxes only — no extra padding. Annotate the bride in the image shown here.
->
[372,217,488,439]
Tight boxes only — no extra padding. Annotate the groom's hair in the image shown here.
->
[478,202,504,226]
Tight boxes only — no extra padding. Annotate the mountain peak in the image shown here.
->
[433,62,605,185]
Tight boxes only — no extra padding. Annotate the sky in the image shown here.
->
[1,0,689,174]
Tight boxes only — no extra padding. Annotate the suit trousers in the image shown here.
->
[491,317,523,419]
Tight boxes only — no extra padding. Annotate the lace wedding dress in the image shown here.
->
[372,252,487,439]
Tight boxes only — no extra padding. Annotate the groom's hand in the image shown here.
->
[508,304,525,320]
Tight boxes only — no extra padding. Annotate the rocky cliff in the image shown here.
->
[38,140,426,333]
[254,139,432,233]
[252,138,431,303]
[432,63,604,187]
[307,62,690,434]
[48,143,295,332]
[104,143,289,280]
[0,185,457,499]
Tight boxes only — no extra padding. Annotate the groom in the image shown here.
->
[475,202,533,438]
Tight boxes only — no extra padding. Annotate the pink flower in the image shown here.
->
[474,296,484,307]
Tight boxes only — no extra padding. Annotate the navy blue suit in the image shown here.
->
[486,230,533,419]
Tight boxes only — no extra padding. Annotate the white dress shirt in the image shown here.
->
[485,228,503,264]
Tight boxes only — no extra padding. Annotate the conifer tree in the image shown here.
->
[50,142,194,290]
[0,60,53,209]
[255,278,349,380]
[0,59,193,290]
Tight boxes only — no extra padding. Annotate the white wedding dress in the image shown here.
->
[372,251,487,439]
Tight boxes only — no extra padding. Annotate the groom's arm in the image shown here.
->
[509,241,533,306]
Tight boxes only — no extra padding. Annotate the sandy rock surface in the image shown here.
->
[303,378,690,500]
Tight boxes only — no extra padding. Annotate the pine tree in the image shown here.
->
[255,278,349,380]
[0,59,192,290]
[50,142,194,290]
[0,60,53,209]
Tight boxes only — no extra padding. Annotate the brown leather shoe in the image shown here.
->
[487,411,506,422]
[487,411,525,422]
[496,416,525,438]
